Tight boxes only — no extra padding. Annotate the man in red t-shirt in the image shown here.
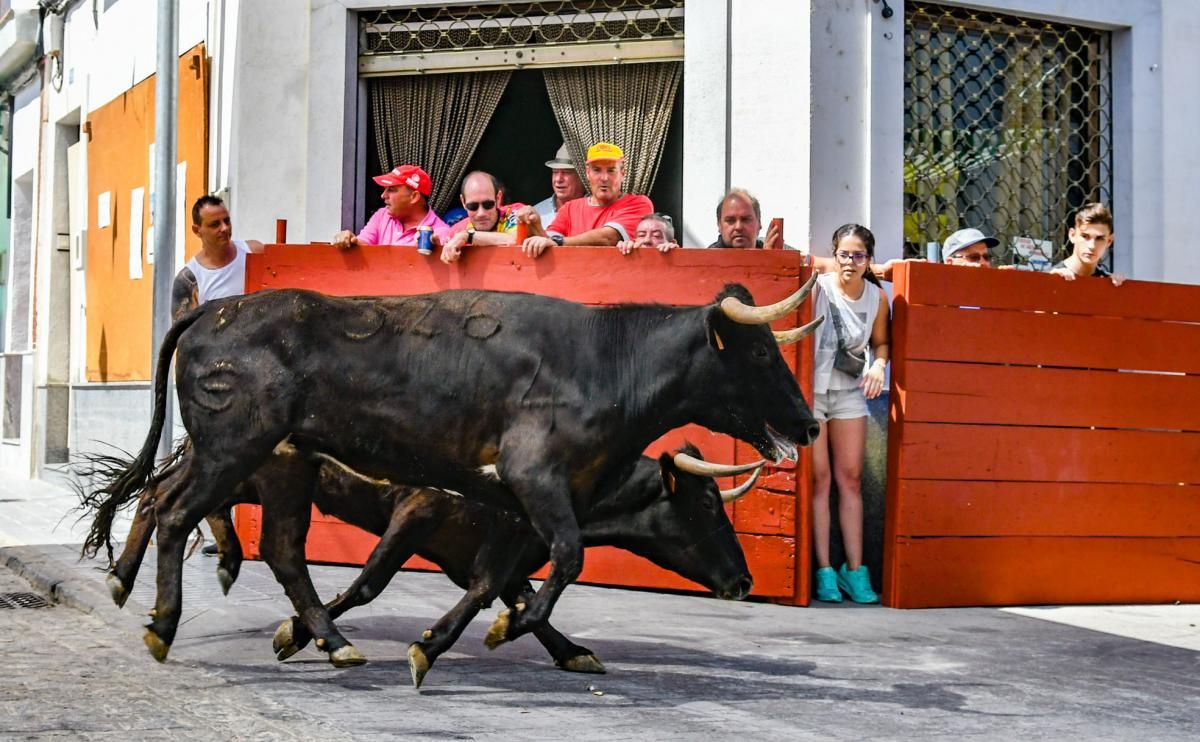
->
[517,142,653,258]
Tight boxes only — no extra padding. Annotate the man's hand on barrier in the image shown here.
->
[332,230,358,251]
[441,231,467,264]
[522,236,554,259]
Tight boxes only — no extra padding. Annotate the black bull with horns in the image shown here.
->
[82,279,822,665]
[92,441,764,687]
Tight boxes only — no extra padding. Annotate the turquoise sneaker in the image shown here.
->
[837,564,879,604]
[814,567,842,602]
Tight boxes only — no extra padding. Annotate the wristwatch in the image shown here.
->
[550,234,564,246]
[465,222,475,245]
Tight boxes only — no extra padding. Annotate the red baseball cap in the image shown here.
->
[374,164,433,197]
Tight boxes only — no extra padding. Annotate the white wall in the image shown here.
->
[808,0,871,256]
[1158,1,1200,285]
[81,0,210,113]
[727,0,810,250]
[228,0,318,243]
[681,0,728,246]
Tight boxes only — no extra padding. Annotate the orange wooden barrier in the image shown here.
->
[884,263,1200,608]
[233,244,817,605]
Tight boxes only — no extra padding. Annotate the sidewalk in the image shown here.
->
[2,471,1198,740]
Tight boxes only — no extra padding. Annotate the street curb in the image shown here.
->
[0,544,140,630]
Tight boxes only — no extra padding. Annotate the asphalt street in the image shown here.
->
[1,473,1197,741]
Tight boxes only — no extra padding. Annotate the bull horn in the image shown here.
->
[673,452,765,478]
[773,315,825,346]
[721,466,762,503]
[719,271,819,325]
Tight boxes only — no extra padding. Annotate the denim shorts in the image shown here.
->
[813,388,868,422]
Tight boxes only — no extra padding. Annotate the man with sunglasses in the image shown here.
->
[941,228,999,267]
[439,171,527,263]
[616,212,680,255]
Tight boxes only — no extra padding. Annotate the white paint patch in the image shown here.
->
[1002,605,1200,652]
[477,465,500,481]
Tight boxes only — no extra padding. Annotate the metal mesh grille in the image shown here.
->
[360,1,683,56]
[0,592,50,609]
[903,3,1113,269]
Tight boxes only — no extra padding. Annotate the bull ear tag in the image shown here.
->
[712,330,725,351]
[664,470,676,495]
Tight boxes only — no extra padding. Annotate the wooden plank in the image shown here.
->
[248,244,808,307]
[898,423,1200,484]
[901,304,1200,373]
[896,361,1200,431]
[532,537,794,598]
[884,536,1200,608]
[733,490,796,537]
[896,261,1200,323]
[892,480,1200,538]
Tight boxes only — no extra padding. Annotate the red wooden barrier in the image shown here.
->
[233,244,817,605]
[884,263,1200,608]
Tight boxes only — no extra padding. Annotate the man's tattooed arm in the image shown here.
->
[171,267,199,322]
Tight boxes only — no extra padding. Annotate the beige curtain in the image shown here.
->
[543,62,682,196]
[370,71,512,214]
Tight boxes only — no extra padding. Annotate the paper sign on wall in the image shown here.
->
[129,187,144,280]
[148,142,156,226]
[175,161,188,271]
[97,191,111,229]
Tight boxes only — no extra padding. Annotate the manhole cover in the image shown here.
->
[0,592,51,609]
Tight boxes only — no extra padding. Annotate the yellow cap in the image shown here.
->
[586,142,624,163]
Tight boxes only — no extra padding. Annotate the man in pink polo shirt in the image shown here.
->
[332,164,451,249]
[517,142,653,258]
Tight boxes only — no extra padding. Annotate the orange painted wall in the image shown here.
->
[883,263,1200,608]
[85,44,208,381]
[233,244,817,605]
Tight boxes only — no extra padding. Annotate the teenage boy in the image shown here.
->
[1050,203,1125,286]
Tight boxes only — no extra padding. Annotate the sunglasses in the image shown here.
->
[955,251,992,263]
[464,200,496,211]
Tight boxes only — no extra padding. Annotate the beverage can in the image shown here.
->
[417,225,434,255]
[514,219,530,244]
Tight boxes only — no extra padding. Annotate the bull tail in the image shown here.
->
[78,309,204,561]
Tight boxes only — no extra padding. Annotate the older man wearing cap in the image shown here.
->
[519,141,654,258]
[533,144,586,225]
[332,164,451,250]
[941,228,999,267]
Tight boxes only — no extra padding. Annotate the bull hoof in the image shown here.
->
[216,566,236,596]
[143,629,170,663]
[558,654,606,674]
[408,644,430,689]
[106,573,129,609]
[484,609,511,650]
[329,644,367,668]
[272,620,300,661]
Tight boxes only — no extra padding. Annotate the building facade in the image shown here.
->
[1,0,1197,479]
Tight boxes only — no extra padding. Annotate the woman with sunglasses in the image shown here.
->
[808,224,891,604]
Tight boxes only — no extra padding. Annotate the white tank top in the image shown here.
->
[186,240,251,305]
[813,272,882,394]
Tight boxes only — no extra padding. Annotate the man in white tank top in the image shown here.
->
[172,195,265,321]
